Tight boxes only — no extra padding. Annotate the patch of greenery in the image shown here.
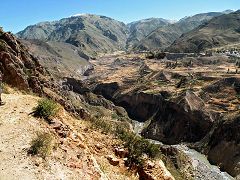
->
[90,117,113,134]
[145,51,166,59]
[29,132,55,159]
[115,126,161,167]
[111,112,119,120]
[89,113,161,167]
[33,99,59,119]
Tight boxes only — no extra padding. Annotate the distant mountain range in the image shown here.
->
[17,14,129,56]
[126,18,171,49]
[16,10,237,55]
[167,10,240,53]
[133,10,234,51]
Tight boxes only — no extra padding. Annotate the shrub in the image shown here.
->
[155,52,166,59]
[145,52,155,59]
[90,116,161,168]
[29,132,54,159]
[115,126,161,167]
[33,99,59,119]
[90,117,113,133]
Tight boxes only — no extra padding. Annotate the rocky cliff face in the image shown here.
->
[0,29,49,94]
[198,114,240,178]
[93,82,214,144]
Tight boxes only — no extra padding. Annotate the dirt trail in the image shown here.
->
[0,93,141,180]
[0,93,107,180]
[0,93,42,180]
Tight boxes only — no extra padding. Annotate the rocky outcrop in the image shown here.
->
[0,30,48,94]
[201,115,240,178]
[141,94,213,144]
[93,81,213,144]
[94,82,120,100]
[114,90,212,144]
[139,62,151,76]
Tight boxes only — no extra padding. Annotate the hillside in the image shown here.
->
[167,10,240,53]
[0,29,178,180]
[20,39,91,78]
[126,18,170,49]
[17,11,233,54]
[17,14,129,55]
[0,91,138,179]
[133,11,227,51]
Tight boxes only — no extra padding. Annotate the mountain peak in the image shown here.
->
[70,13,89,17]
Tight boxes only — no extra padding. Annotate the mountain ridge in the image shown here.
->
[167,10,240,53]
[16,10,236,54]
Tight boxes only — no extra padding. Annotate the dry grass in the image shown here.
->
[29,132,55,159]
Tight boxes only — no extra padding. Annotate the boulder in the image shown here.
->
[114,147,128,158]
[106,155,120,166]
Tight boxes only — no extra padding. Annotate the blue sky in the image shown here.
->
[0,0,239,33]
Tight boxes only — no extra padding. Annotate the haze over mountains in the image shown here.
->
[16,9,238,58]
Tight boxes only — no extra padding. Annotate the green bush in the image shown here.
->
[29,132,54,159]
[33,99,59,119]
[89,115,161,168]
[115,126,161,167]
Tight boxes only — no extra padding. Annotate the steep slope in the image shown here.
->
[0,92,134,179]
[126,18,170,49]
[0,28,49,94]
[20,39,91,78]
[17,14,129,55]
[202,114,240,178]
[134,12,228,51]
[167,10,240,53]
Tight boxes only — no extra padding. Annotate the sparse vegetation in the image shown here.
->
[29,132,55,159]
[145,51,155,59]
[115,126,161,167]
[146,51,166,59]
[91,117,113,133]
[89,109,161,168]
[33,99,59,119]
[2,83,11,94]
